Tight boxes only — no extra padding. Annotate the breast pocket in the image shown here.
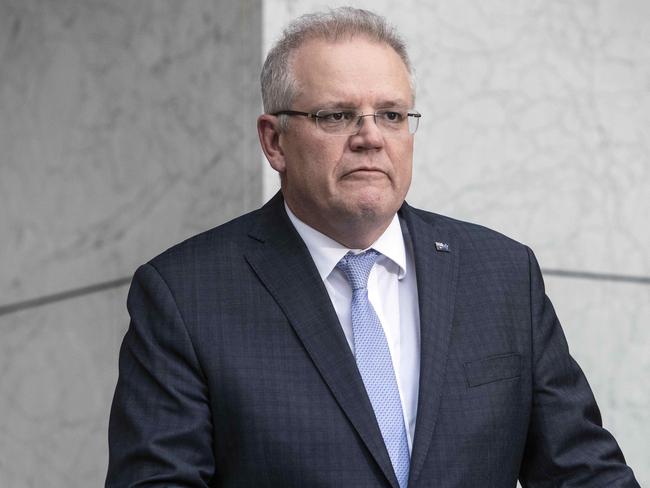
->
[464,353,521,388]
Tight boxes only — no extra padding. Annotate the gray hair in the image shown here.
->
[260,7,414,123]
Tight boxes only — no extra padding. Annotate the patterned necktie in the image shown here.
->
[337,250,410,488]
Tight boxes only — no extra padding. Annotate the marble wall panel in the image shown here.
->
[262,0,650,277]
[406,0,649,278]
[0,0,264,485]
[0,0,263,305]
[0,285,129,487]
[544,275,649,485]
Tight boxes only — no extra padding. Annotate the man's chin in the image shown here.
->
[342,195,399,224]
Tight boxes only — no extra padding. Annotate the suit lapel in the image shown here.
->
[400,203,459,485]
[244,195,400,488]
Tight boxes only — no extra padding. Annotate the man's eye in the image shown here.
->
[321,111,354,122]
[380,111,405,122]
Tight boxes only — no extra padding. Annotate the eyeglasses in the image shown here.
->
[272,108,422,136]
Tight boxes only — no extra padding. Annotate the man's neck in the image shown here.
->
[284,201,396,250]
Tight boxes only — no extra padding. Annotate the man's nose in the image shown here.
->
[350,114,384,150]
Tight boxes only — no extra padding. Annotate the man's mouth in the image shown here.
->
[342,167,387,178]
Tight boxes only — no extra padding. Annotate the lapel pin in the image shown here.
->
[435,241,450,252]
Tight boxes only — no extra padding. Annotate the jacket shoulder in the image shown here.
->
[407,205,528,254]
[146,206,262,275]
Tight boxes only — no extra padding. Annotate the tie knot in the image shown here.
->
[336,250,380,291]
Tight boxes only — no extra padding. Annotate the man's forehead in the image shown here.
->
[288,37,413,104]
[306,97,413,110]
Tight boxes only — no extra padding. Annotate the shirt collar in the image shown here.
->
[285,202,407,281]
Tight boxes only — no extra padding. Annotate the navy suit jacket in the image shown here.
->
[107,193,639,487]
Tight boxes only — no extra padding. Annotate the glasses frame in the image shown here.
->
[273,108,422,136]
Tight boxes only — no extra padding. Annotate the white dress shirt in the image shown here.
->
[285,203,421,451]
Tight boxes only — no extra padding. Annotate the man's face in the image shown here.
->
[272,38,414,242]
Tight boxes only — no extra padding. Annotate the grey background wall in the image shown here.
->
[0,0,262,485]
[0,0,647,486]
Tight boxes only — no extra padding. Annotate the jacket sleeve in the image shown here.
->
[519,247,639,487]
[106,263,214,487]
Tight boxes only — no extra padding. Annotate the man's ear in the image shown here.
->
[257,114,286,174]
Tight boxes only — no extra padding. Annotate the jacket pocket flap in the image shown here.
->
[464,353,521,388]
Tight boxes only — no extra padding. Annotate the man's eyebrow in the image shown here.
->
[376,99,411,108]
[316,101,358,109]
[316,99,411,110]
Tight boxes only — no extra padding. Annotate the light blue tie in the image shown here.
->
[337,250,410,488]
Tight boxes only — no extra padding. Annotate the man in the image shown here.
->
[107,8,639,487]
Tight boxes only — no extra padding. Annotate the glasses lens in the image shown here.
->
[375,110,410,133]
[374,110,420,135]
[315,110,357,133]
